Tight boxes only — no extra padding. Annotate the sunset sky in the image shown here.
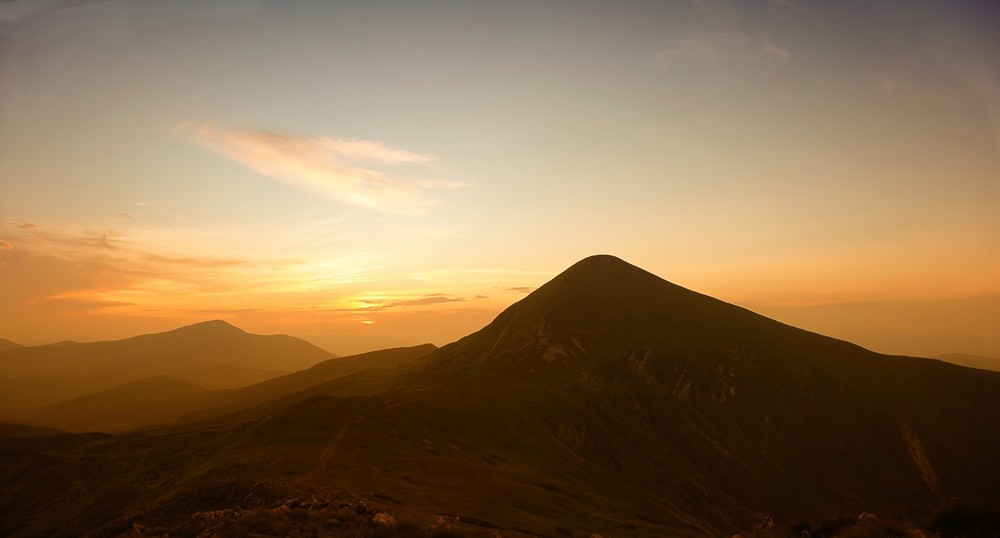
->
[1,0,998,357]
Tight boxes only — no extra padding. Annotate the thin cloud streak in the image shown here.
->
[657,0,790,71]
[388,296,465,308]
[657,31,790,69]
[770,0,803,10]
[336,294,467,312]
[506,286,535,294]
[176,122,461,215]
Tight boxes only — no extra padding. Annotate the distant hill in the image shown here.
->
[2,257,999,537]
[0,338,21,352]
[934,353,1000,373]
[0,320,330,412]
[12,344,436,434]
[840,330,1000,359]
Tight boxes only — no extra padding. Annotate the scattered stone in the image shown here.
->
[857,512,878,526]
[754,515,774,532]
[373,512,397,526]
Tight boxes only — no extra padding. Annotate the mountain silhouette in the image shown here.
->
[376,255,1000,531]
[412,254,870,382]
[0,320,331,413]
[934,353,1000,373]
[1,256,999,537]
[0,338,21,352]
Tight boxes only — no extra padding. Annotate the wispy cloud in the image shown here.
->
[338,293,466,312]
[176,122,461,215]
[769,0,803,10]
[506,286,534,294]
[657,31,790,69]
[656,0,790,72]
[758,34,790,63]
[145,254,248,268]
[387,295,465,308]
[0,217,364,316]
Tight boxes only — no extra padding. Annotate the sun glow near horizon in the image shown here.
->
[1,0,998,356]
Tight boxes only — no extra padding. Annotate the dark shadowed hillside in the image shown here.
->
[19,376,209,433]
[0,422,66,439]
[1,256,999,537]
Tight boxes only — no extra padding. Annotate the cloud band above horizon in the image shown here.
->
[176,123,460,215]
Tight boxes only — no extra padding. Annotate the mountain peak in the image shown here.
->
[425,254,867,385]
[556,254,648,279]
[168,320,246,336]
[154,319,249,340]
[566,253,631,269]
[520,254,683,319]
[546,254,661,289]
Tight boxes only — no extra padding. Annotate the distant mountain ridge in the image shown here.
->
[0,320,331,412]
[0,338,21,352]
[934,353,1000,373]
[2,256,999,537]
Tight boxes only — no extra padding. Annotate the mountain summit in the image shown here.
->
[166,319,247,336]
[418,254,865,384]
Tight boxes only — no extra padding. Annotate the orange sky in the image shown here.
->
[1,1,998,357]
